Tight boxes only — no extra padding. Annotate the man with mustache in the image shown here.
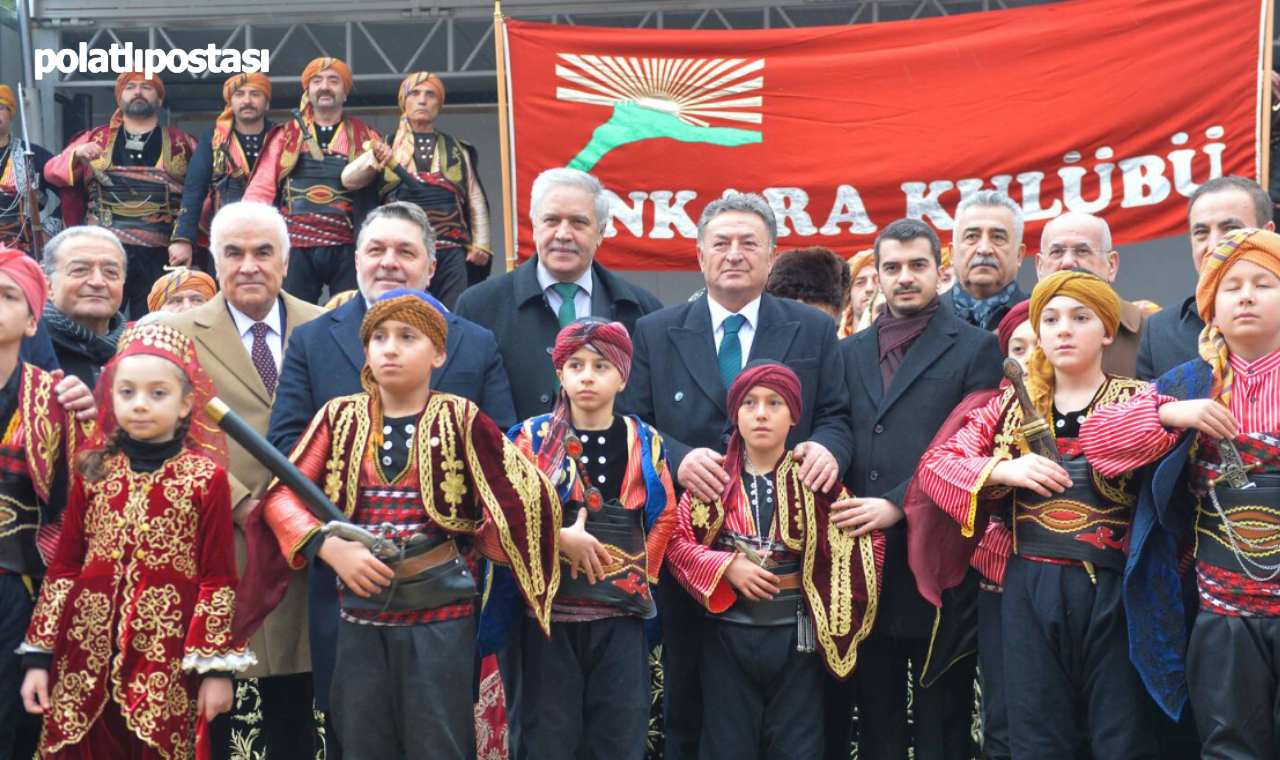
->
[166,202,324,760]
[44,72,195,317]
[342,72,492,309]
[246,57,380,304]
[943,191,1029,331]
[268,202,514,759]
[827,218,1003,760]
[171,73,275,271]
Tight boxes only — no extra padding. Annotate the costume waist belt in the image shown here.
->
[90,167,176,235]
[1014,456,1134,571]
[284,154,353,220]
[213,174,247,210]
[339,531,477,614]
[0,467,44,577]
[710,531,802,627]
[557,500,655,619]
[1196,473,1280,574]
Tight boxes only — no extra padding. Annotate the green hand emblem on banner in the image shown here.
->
[568,102,763,171]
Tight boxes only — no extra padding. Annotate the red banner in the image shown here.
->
[501,0,1271,271]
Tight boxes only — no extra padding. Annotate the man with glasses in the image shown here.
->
[40,226,128,388]
[1036,211,1147,376]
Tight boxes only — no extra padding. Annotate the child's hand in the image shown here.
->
[21,668,50,714]
[1158,399,1239,440]
[318,536,394,598]
[988,455,1072,497]
[197,676,234,722]
[560,508,611,584]
[723,551,780,602]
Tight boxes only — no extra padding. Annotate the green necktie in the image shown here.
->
[718,314,747,390]
[552,282,581,327]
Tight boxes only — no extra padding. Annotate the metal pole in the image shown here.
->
[494,0,517,271]
[16,0,47,147]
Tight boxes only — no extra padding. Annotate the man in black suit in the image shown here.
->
[1136,175,1275,380]
[456,167,662,421]
[266,202,514,760]
[620,192,853,760]
[942,190,1029,330]
[826,218,1003,760]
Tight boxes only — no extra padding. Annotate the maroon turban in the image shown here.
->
[722,362,804,513]
[0,248,48,321]
[540,319,635,477]
[996,300,1032,357]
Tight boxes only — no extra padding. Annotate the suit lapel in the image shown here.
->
[192,293,271,405]
[748,295,799,364]
[331,298,368,375]
[433,314,463,389]
[853,330,884,409]
[877,309,956,420]
[669,297,727,414]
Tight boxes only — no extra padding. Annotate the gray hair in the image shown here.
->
[1040,211,1113,253]
[696,192,778,251]
[357,202,437,262]
[529,167,611,233]
[42,226,127,278]
[210,202,291,264]
[954,190,1025,248]
[1188,175,1273,228]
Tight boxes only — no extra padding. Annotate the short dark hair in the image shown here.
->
[1187,176,1273,228]
[874,218,941,267]
[766,246,851,314]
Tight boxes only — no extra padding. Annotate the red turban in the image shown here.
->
[0,86,14,113]
[996,300,1032,356]
[0,248,47,321]
[722,362,804,513]
[539,319,635,477]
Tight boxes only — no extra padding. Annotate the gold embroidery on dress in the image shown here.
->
[193,587,236,650]
[131,585,184,663]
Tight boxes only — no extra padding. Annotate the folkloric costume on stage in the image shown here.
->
[666,362,883,760]
[20,323,253,760]
[43,73,195,315]
[916,271,1160,759]
[343,72,491,309]
[1080,228,1280,757]
[246,290,561,759]
[173,73,274,252]
[245,58,380,304]
[483,318,675,759]
[145,267,216,314]
[0,250,92,758]
[0,85,55,253]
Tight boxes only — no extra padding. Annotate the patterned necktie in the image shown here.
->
[718,314,747,390]
[250,322,278,398]
[552,282,581,328]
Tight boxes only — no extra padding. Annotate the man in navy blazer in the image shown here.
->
[620,193,852,760]
[265,203,514,759]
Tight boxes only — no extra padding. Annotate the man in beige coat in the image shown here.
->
[168,201,324,760]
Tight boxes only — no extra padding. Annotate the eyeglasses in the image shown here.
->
[63,262,124,282]
[1044,244,1100,260]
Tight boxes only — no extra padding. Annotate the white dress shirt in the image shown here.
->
[227,298,284,371]
[707,295,761,362]
[537,260,594,320]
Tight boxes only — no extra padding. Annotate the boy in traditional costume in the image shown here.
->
[484,318,675,759]
[1079,228,1280,758]
[666,360,883,759]
[20,323,252,758]
[916,270,1160,759]
[250,289,561,759]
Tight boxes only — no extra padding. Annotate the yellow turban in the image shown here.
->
[1194,228,1280,403]
[940,244,952,269]
[0,86,14,113]
[147,268,217,313]
[848,249,875,279]
[390,72,447,177]
[1024,270,1121,420]
[299,57,352,120]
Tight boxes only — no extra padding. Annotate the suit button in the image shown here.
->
[873,424,884,434]
[674,392,684,402]
[721,433,731,445]
[540,393,551,403]
[869,470,880,482]
[546,347,554,355]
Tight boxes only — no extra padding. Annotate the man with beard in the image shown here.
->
[342,72,491,309]
[171,73,274,270]
[44,72,195,316]
[246,58,380,304]
[826,218,1003,760]
[943,191,1029,331]
[267,201,513,759]
[0,85,54,255]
